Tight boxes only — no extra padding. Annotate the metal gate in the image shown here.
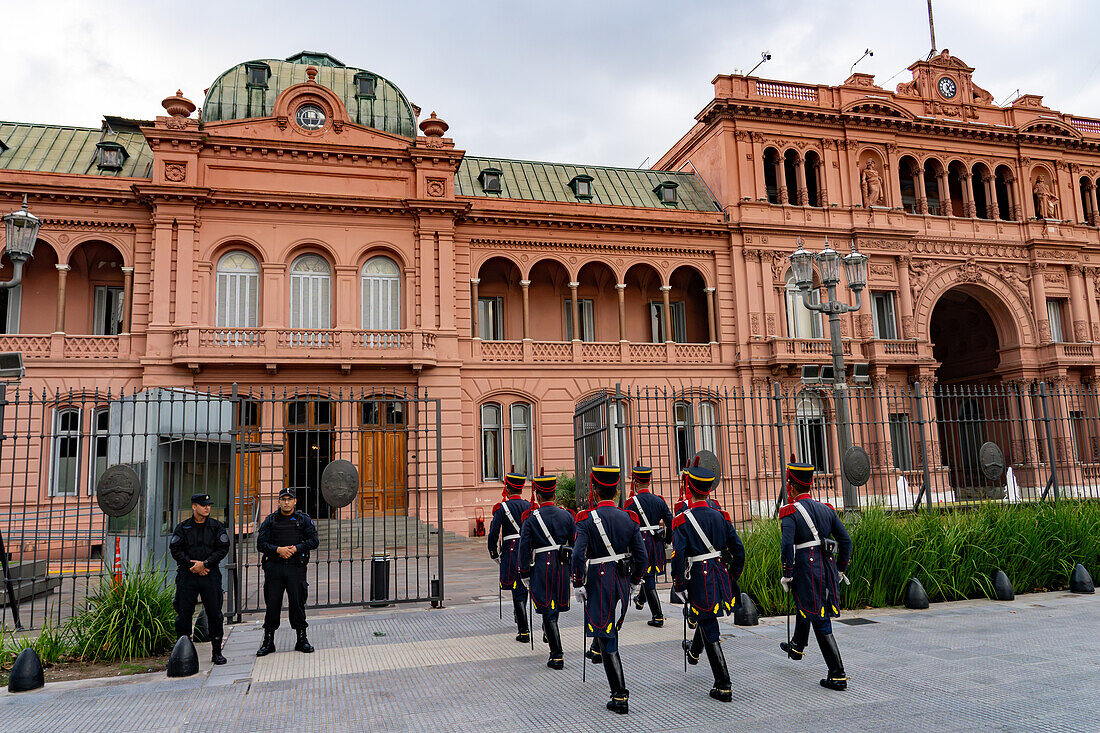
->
[0,385,444,631]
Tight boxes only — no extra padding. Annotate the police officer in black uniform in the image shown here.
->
[170,492,230,665]
[255,487,319,656]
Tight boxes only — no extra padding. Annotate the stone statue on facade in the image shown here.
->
[860,161,884,207]
[1033,175,1061,219]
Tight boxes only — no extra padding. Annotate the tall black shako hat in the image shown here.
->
[533,466,557,497]
[786,462,814,491]
[504,469,527,495]
[684,466,717,495]
[630,462,653,485]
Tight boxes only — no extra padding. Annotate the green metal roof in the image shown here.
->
[456,156,720,212]
[202,54,416,137]
[0,121,153,178]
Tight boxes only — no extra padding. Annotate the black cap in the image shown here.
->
[190,493,214,506]
[279,487,297,499]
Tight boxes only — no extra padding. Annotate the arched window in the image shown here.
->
[51,407,82,496]
[289,255,332,344]
[785,272,822,338]
[697,401,718,455]
[215,251,260,329]
[795,392,829,471]
[361,256,400,347]
[509,403,532,476]
[480,400,537,482]
[480,403,503,481]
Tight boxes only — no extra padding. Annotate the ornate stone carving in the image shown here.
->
[902,315,915,337]
[860,160,884,207]
[869,263,894,278]
[766,314,777,336]
[1044,271,1066,286]
[426,177,446,197]
[1038,319,1052,343]
[1074,321,1090,343]
[858,313,873,337]
[164,162,186,182]
[1033,174,1061,219]
[750,312,761,336]
[957,259,985,282]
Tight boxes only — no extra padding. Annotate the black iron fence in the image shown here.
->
[574,381,1100,523]
[0,385,443,630]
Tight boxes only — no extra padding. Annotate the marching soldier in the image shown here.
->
[518,471,575,669]
[255,487,320,656]
[625,464,672,627]
[488,471,532,642]
[671,467,745,702]
[170,493,230,665]
[778,462,853,691]
[572,462,647,715]
[670,461,721,624]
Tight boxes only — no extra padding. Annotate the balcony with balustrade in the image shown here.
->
[171,328,437,370]
[0,333,133,361]
[469,338,721,366]
[766,337,854,367]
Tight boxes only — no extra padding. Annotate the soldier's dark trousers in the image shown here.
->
[263,562,308,631]
[174,571,224,640]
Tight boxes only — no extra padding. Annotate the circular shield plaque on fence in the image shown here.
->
[96,465,141,517]
[979,442,1005,481]
[842,446,872,487]
[692,449,722,489]
[321,459,360,508]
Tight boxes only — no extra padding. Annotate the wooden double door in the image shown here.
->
[358,398,408,515]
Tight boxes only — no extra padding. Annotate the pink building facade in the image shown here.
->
[3,50,1100,534]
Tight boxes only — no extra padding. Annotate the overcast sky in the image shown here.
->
[2,1,1097,169]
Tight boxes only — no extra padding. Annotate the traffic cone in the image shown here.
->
[112,537,123,585]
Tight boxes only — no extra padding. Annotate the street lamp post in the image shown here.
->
[0,195,39,628]
[789,237,868,510]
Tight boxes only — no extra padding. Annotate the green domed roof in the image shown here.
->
[201,52,416,137]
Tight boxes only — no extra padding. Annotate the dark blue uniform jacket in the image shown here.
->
[780,493,852,619]
[256,510,319,566]
[488,495,531,592]
[571,501,647,638]
[518,502,575,615]
[626,490,673,575]
[671,501,745,619]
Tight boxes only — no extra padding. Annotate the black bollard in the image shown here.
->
[1069,563,1095,594]
[192,609,209,643]
[733,593,759,626]
[904,578,929,609]
[992,570,1014,601]
[7,648,44,692]
[166,635,200,678]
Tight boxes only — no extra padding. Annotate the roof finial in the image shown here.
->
[306,65,318,82]
[419,111,449,138]
[161,90,196,118]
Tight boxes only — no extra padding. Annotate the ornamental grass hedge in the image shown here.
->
[739,501,1100,617]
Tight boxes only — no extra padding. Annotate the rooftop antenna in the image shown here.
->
[746,50,772,77]
[849,49,874,76]
[997,88,1021,107]
[925,0,937,59]
[637,156,650,169]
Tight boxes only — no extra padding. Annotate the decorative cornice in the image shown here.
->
[458,211,727,237]
[468,238,718,257]
[40,217,137,231]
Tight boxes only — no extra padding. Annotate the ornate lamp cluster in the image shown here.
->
[1,196,41,289]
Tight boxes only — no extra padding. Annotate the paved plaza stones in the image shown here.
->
[2,589,1097,732]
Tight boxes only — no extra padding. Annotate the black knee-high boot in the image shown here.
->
[681,627,703,665]
[513,600,530,642]
[543,617,563,670]
[814,626,847,690]
[781,615,810,660]
[644,584,664,626]
[597,638,628,714]
[585,638,602,664]
[703,639,732,702]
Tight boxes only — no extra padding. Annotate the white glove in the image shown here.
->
[491,555,500,565]
[575,586,588,604]
[839,572,850,586]
[629,584,640,601]
[780,576,792,593]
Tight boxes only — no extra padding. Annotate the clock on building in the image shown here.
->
[295,104,326,130]
[937,77,957,99]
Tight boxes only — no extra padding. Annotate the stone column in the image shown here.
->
[983,174,998,219]
[615,283,626,341]
[569,281,581,341]
[520,280,531,339]
[897,255,914,339]
[54,264,70,333]
[1068,265,1089,343]
[1085,268,1100,342]
[913,166,928,214]
[705,287,717,343]
[962,171,977,217]
[470,278,480,338]
[1030,262,1051,343]
[794,157,808,205]
[660,284,672,342]
[937,171,951,216]
[121,266,134,334]
[759,253,778,337]
[1007,178,1021,221]
[1088,180,1099,226]
[175,217,196,326]
[775,158,788,205]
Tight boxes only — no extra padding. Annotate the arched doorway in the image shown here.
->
[929,286,1018,496]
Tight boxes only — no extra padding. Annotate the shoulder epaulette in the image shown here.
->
[720,510,732,522]
[823,501,835,511]
[575,509,589,522]
[778,504,796,519]
[492,502,502,514]
[626,509,640,524]
[672,514,686,529]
